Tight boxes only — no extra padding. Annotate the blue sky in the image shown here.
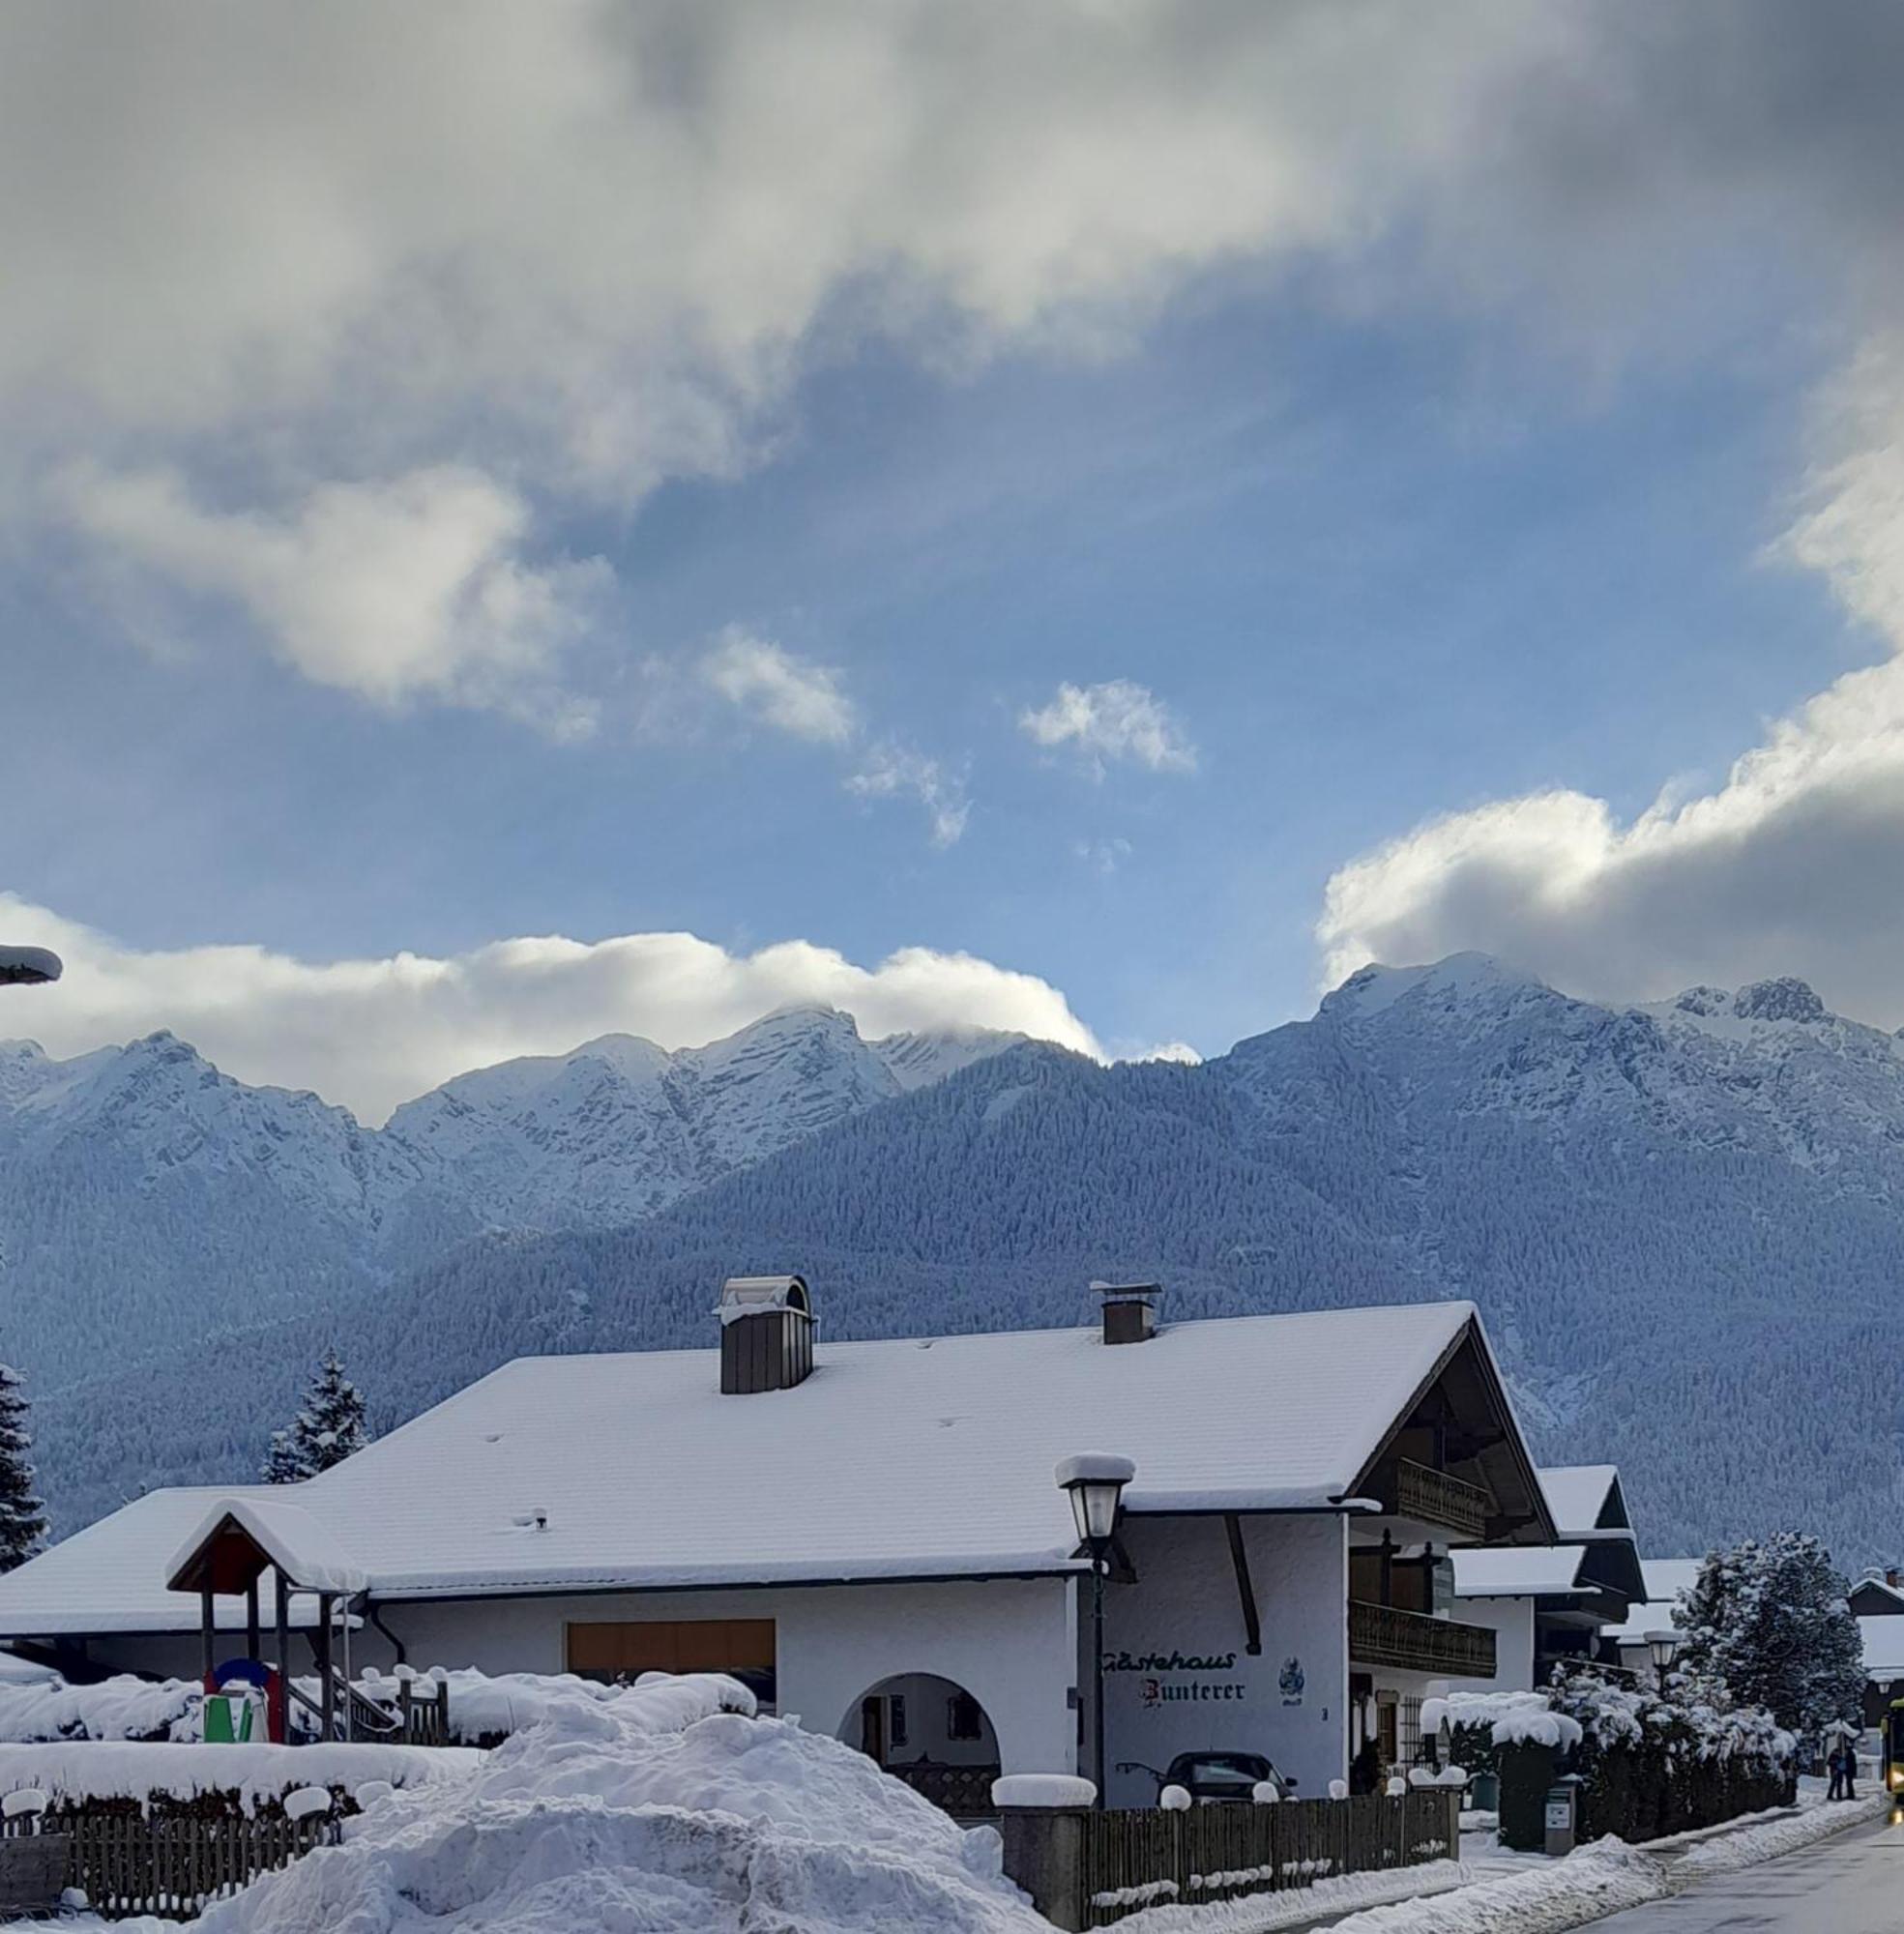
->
[5,4,1904,1117]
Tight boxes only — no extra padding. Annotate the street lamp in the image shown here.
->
[1645,1631,1679,1696]
[0,947,61,986]
[1057,1451,1135,1809]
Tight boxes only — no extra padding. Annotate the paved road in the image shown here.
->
[1594,1814,1904,1931]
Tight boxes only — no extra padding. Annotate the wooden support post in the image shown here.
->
[1224,1512,1263,1656]
[199,1587,215,1680]
[315,1595,334,1743]
[246,1579,260,1662]
[275,1565,291,1745]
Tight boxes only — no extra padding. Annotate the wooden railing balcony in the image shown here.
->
[1386,1458,1493,1539]
[1349,1599,1497,1678]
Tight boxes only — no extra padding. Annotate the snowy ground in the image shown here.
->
[1118,1784,1885,1934]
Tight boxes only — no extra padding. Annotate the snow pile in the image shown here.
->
[1672,1789,1887,1875]
[178,1672,1050,1934]
[1119,1860,1473,1933]
[0,1740,477,1815]
[0,1671,200,1744]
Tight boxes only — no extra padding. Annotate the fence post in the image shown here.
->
[996,1793,1093,1933]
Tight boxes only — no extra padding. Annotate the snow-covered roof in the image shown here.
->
[167,1495,369,1597]
[0,1489,330,1636]
[1862,1617,1904,1685]
[1451,1544,1591,1599]
[1538,1466,1624,1537]
[1607,1558,1704,1647]
[0,1301,1528,1631]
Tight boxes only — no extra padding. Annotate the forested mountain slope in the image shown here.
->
[31,953,1904,1563]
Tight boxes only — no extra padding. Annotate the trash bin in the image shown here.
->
[1470,1770,1500,1812]
[1543,1779,1579,1858]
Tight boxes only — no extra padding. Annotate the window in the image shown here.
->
[1398,1695,1424,1766]
[947,1691,984,1742]
[566,1619,776,1710]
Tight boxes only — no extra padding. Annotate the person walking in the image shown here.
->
[1843,1733,1859,1801]
[1827,1740,1845,1801]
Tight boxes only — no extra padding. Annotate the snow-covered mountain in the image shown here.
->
[0,1007,1019,1392]
[22,954,1904,1563]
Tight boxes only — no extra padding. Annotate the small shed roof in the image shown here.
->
[166,1497,367,1598]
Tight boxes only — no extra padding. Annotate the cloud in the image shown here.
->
[701,628,857,744]
[846,744,971,848]
[62,464,607,733]
[1316,336,1904,1024]
[0,893,1100,1125]
[14,1,1904,745]
[1022,681,1197,777]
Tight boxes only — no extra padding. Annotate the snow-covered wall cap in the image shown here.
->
[992,1773,1096,1809]
[716,1275,810,1324]
[0,946,60,984]
[167,1496,367,1597]
[1054,1452,1137,1489]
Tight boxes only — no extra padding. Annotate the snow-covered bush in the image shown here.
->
[1677,1535,1866,1735]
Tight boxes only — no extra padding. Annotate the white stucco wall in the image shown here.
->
[1443,1597,1535,1694]
[79,1579,1077,1773]
[1098,1513,1348,1807]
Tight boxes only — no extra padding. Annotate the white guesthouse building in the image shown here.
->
[0,1282,1557,1808]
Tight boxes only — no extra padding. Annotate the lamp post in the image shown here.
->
[1057,1451,1135,1809]
[0,947,61,986]
[1645,1631,1680,1697]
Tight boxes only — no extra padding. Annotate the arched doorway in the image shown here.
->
[840,1672,1001,1818]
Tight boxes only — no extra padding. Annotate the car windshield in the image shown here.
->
[1176,1754,1270,1784]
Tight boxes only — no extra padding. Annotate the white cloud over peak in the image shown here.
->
[1317,338,1904,1025]
[0,893,1100,1125]
[701,629,857,745]
[63,464,607,733]
[1021,680,1198,777]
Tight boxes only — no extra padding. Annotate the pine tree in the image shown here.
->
[260,1349,369,1483]
[1678,1532,1866,1734]
[0,1363,48,1570]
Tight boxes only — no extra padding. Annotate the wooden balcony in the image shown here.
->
[1385,1458,1493,1539]
[1349,1599,1497,1678]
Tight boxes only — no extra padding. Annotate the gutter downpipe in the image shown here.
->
[366,1601,408,1667]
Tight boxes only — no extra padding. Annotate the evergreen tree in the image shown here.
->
[0,1363,46,1570]
[260,1349,369,1483]
[1678,1533,1866,1733]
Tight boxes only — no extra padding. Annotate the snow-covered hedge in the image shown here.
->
[0,1670,201,1744]
[0,1660,750,1750]
[1424,1672,1796,1852]
[0,1740,479,1819]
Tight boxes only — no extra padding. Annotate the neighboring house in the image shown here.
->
[1854,1569,1904,1729]
[0,1283,1558,1807]
[1608,1558,1704,1684]
[1450,1464,1646,1691]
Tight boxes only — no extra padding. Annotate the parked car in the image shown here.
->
[1117,1750,1297,1803]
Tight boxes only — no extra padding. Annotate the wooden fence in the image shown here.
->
[885,1759,1000,1819]
[1002,1789,1461,1931]
[2,1807,339,1919]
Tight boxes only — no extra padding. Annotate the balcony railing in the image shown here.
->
[1349,1599,1497,1678]
[1388,1458,1493,1539]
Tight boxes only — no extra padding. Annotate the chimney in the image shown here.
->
[718,1275,814,1393]
[1096,1281,1159,1346]
[1889,1568,1901,1591]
